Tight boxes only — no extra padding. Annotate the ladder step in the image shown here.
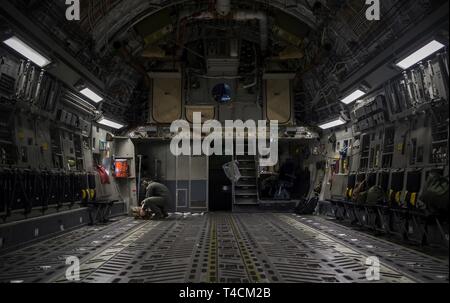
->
[235,184,256,188]
[235,191,257,196]
[236,185,256,189]
[239,167,255,170]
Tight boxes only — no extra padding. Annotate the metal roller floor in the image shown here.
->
[0,213,448,283]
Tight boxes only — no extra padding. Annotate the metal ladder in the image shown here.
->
[233,154,259,205]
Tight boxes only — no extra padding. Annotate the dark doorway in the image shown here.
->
[209,155,232,211]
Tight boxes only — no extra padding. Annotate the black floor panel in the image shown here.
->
[0,213,447,283]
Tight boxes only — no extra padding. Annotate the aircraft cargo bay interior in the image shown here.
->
[0,0,449,289]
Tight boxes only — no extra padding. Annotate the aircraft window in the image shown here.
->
[212,83,232,104]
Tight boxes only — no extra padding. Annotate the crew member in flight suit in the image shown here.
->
[140,180,170,220]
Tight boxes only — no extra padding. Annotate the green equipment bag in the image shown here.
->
[366,186,385,206]
[420,173,449,215]
[356,191,368,205]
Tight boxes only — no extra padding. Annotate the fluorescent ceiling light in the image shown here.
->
[318,117,346,130]
[396,40,445,70]
[80,88,103,103]
[98,118,124,130]
[2,36,51,67]
[340,89,366,105]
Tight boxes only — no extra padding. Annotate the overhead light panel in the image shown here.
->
[2,36,51,67]
[340,89,366,105]
[318,117,346,130]
[80,88,103,103]
[396,40,445,70]
[98,118,124,130]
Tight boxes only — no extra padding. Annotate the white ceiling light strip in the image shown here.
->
[340,89,366,105]
[318,117,346,130]
[3,36,51,67]
[97,118,125,129]
[396,40,445,70]
[80,88,103,103]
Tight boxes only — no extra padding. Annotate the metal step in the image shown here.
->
[239,167,256,171]
[239,171,256,176]
[236,156,255,161]
[236,177,256,184]
[236,159,255,163]
[235,190,257,196]
[236,185,256,190]
[239,167,255,170]
[235,184,256,188]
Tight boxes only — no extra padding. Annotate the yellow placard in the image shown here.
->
[410,192,417,206]
[395,191,401,204]
[89,189,95,199]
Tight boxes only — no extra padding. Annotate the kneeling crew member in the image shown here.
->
[141,180,170,219]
